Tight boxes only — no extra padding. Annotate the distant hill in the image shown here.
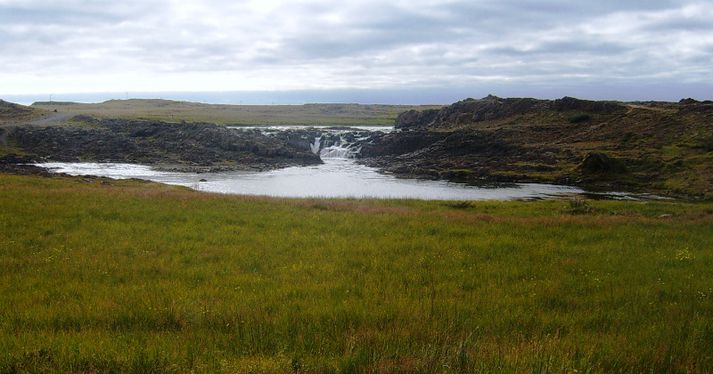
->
[0,100,44,124]
[31,99,443,126]
[1,100,34,116]
[31,101,80,106]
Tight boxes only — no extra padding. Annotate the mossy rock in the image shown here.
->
[579,152,627,174]
[440,168,473,180]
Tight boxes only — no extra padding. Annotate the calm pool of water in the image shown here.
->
[35,159,583,200]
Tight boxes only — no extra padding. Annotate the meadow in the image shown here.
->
[1,173,712,372]
[30,100,442,126]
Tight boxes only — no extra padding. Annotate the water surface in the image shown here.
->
[37,159,583,200]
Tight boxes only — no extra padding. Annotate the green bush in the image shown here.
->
[568,113,591,124]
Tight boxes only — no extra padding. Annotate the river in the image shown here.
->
[34,126,587,200]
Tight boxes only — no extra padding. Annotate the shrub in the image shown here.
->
[568,113,591,124]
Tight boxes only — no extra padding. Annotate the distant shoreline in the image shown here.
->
[5,88,711,107]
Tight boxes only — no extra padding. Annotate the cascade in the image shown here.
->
[319,134,360,159]
[310,136,322,155]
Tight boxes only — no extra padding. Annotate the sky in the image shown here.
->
[1,0,712,103]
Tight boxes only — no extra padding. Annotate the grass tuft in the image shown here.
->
[566,198,595,214]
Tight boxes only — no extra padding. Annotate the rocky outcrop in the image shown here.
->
[6,119,321,171]
[360,131,448,156]
[361,96,713,197]
[579,152,627,175]
[359,129,554,183]
[395,95,626,130]
[394,109,440,130]
[551,96,624,114]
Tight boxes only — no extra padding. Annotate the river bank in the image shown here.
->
[1,117,321,172]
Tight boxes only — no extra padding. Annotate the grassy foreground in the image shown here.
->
[1,174,712,372]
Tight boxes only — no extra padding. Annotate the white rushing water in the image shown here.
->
[310,136,322,155]
[36,159,583,200]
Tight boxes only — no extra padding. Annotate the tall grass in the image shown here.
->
[1,174,712,372]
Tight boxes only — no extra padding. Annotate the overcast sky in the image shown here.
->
[1,0,712,102]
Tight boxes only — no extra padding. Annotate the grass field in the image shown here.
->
[30,100,442,126]
[1,174,712,372]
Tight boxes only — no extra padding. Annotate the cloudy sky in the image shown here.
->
[1,0,712,102]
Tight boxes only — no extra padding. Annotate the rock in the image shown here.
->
[0,154,38,164]
[552,97,624,114]
[679,98,699,105]
[394,109,440,130]
[579,152,627,174]
[395,96,624,131]
[6,119,321,170]
[359,131,448,157]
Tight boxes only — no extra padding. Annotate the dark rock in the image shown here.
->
[679,98,699,105]
[435,96,547,125]
[552,97,624,114]
[396,96,624,131]
[0,154,38,164]
[579,152,627,174]
[359,131,448,157]
[394,109,440,130]
[6,119,321,170]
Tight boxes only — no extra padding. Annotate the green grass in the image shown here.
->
[0,146,26,157]
[0,132,27,157]
[31,100,442,126]
[1,174,713,372]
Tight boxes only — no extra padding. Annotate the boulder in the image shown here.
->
[579,152,627,174]
[394,109,439,130]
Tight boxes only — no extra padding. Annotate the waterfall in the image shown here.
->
[304,129,374,159]
[310,136,322,155]
[320,146,354,159]
[319,135,360,159]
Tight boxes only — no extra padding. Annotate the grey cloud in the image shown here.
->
[0,5,120,25]
[0,0,711,99]
[642,18,713,32]
[485,39,631,57]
